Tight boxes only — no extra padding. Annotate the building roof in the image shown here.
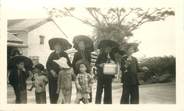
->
[8,18,52,33]
[7,33,28,48]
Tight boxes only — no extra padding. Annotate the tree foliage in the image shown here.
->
[47,7,175,49]
[140,56,176,78]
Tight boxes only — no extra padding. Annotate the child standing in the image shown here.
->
[9,56,33,104]
[55,57,74,104]
[29,64,48,104]
[75,60,94,104]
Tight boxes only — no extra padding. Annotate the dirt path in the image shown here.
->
[7,82,175,104]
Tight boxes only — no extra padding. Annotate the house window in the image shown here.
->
[39,35,45,45]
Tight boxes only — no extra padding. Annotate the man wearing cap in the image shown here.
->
[119,43,140,104]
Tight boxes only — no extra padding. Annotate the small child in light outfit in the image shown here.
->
[55,57,74,104]
[75,60,94,104]
[30,63,48,104]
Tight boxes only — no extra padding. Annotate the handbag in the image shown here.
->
[103,53,117,75]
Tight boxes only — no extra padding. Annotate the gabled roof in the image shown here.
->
[8,18,52,32]
[8,33,23,43]
[7,33,28,48]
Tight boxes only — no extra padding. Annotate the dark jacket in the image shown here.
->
[95,52,114,78]
[72,51,91,75]
[46,51,72,75]
[120,56,140,86]
[9,68,29,90]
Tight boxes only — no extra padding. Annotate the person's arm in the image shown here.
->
[95,54,104,68]
[72,53,79,75]
[135,57,141,73]
[9,69,15,86]
[63,52,72,67]
[88,74,94,86]
[46,52,57,77]
[75,75,82,91]
[44,74,48,85]
[46,53,53,71]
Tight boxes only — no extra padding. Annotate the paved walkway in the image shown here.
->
[7,82,175,104]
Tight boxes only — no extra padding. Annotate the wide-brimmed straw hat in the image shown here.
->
[97,40,119,49]
[49,38,72,50]
[73,35,94,52]
[8,55,33,70]
[125,43,139,52]
[110,47,127,61]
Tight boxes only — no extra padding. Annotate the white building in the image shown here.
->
[8,18,75,66]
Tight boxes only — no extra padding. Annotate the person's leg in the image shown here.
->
[40,91,47,104]
[120,85,130,104]
[130,85,139,104]
[19,90,27,104]
[66,88,72,104]
[13,86,21,104]
[35,92,39,104]
[95,77,104,104]
[83,93,89,104]
[63,89,69,104]
[103,76,112,104]
[49,77,59,104]
[75,92,81,104]
[89,92,92,103]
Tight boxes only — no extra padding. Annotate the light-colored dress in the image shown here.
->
[57,68,73,104]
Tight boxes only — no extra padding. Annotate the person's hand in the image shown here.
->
[50,70,57,78]
[77,86,82,91]
[56,89,60,94]
[22,67,26,72]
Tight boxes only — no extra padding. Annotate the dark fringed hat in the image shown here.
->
[110,47,127,61]
[49,38,72,50]
[126,43,139,52]
[73,35,94,52]
[97,40,119,49]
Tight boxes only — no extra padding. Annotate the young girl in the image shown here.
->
[55,57,74,104]
[75,60,94,104]
[28,64,48,104]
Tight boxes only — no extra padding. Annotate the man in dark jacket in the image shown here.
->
[95,40,119,104]
[119,44,140,104]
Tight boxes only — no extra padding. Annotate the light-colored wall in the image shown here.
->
[27,21,67,66]
[15,31,28,56]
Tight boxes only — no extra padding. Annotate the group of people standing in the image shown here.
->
[8,35,140,104]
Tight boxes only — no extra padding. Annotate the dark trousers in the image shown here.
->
[95,75,112,104]
[13,86,27,104]
[48,77,59,104]
[120,85,139,104]
[89,92,92,102]
[35,91,46,104]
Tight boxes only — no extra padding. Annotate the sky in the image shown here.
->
[5,0,176,58]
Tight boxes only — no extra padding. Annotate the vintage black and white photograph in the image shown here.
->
[6,2,176,104]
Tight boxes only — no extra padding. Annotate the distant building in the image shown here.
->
[8,18,73,66]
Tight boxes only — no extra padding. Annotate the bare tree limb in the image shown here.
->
[64,8,96,27]
[120,9,134,24]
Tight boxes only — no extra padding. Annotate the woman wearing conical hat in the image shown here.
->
[46,37,72,104]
